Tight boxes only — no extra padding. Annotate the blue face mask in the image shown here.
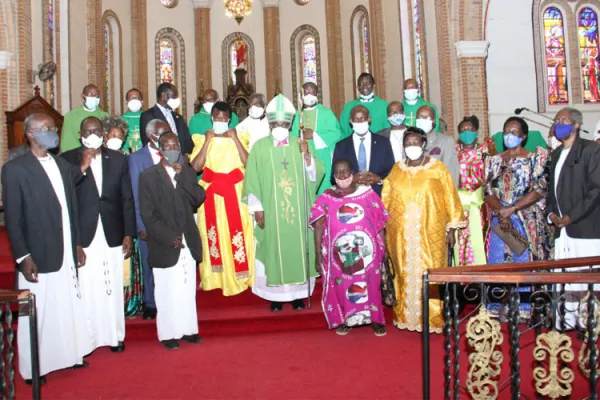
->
[33,130,59,150]
[388,114,406,127]
[554,123,574,140]
[503,133,524,149]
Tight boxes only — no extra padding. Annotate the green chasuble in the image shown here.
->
[189,107,240,135]
[242,137,325,286]
[402,97,441,132]
[492,130,548,153]
[60,105,108,152]
[122,111,143,154]
[291,104,342,195]
[339,96,390,138]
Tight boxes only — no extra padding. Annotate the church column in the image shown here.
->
[87,0,103,89]
[324,0,345,116]
[193,0,212,97]
[131,0,149,102]
[368,0,387,99]
[456,41,490,138]
[263,0,282,100]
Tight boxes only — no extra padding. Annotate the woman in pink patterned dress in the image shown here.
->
[455,116,490,266]
[310,159,389,336]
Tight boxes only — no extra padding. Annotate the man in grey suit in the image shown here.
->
[376,101,407,163]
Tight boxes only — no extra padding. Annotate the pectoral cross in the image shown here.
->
[281,159,289,170]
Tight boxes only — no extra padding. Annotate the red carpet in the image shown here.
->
[0,228,597,399]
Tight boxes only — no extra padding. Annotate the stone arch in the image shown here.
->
[154,27,188,118]
[221,32,256,98]
[350,5,372,94]
[102,10,124,114]
[290,24,323,103]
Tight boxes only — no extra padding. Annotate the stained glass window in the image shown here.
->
[47,0,55,106]
[543,7,569,105]
[578,7,600,103]
[160,39,174,84]
[302,35,317,84]
[362,17,370,73]
[413,0,424,91]
[104,23,112,113]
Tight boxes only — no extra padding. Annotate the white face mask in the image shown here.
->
[85,96,100,111]
[249,106,264,119]
[167,97,181,110]
[303,94,318,108]
[352,121,370,135]
[127,99,142,113]
[359,91,375,101]
[272,127,289,142]
[82,134,103,150]
[404,89,419,102]
[416,118,434,134]
[405,145,424,161]
[550,136,561,150]
[106,137,123,151]
[203,102,215,113]
[213,121,229,135]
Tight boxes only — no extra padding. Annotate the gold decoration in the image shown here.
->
[533,331,574,398]
[277,170,295,224]
[224,0,252,24]
[578,293,600,378]
[466,307,504,400]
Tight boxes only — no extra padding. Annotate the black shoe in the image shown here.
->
[291,299,305,310]
[161,339,179,350]
[71,360,89,369]
[181,334,202,344]
[270,302,283,312]
[25,376,46,385]
[143,306,157,320]
[111,341,126,353]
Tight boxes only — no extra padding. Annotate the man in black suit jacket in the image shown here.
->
[139,82,194,155]
[62,116,136,354]
[548,107,600,330]
[139,132,205,350]
[332,105,395,196]
[2,113,91,383]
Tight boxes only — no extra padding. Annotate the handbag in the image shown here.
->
[491,223,529,256]
[381,254,397,307]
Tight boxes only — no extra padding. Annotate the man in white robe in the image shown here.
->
[236,93,270,150]
[61,116,136,353]
[548,107,600,330]
[1,113,92,383]
[139,132,205,350]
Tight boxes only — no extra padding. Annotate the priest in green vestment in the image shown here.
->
[60,84,108,152]
[339,73,389,138]
[243,94,324,311]
[189,89,239,135]
[291,82,342,195]
[402,78,441,132]
[122,88,144,154]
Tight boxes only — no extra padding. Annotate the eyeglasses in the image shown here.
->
[33,127,58,133]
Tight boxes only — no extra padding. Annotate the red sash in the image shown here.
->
[202,168,249,277]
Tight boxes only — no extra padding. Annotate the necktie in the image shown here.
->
[358,137,367,171]
[166,111,178,135]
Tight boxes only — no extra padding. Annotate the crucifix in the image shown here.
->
[281,159,289,170]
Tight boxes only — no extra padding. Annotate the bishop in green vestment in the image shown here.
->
[243,94,324,310]
[60,84,108,152]
[122,88,144,153]
[402,78,441,132]
[189,89,239,135]
[291,83,342,195]
[339,73,390,138]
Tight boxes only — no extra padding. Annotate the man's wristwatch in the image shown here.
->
[377,179,384,186]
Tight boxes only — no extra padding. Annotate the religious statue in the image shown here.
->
[234,39,248,70]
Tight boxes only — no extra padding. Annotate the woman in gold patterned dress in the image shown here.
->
[382,127,466,333]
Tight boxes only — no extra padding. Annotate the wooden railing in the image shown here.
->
[422,256,600,400]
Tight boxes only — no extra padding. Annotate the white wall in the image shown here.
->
[341,0,370,102]
[423,0,441,109]
[383,0,404,102]
[486,0,600,139]
[69,0,87,109]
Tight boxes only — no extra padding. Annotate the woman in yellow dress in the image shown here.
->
[382,127,465,333]
[190,101,254,296]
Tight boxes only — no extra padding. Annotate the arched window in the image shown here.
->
[290,25,322,103]
[102,11,124,115]
[155,28,187,118]
[543,6,569,105]
[44,0,57,107]
[350,6,372,93]
[412,0,425,96]
[578,7,600,103]
[221,32,256,98]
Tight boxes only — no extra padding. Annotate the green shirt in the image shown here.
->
[402,97,441,133]
[189,107,240,135]
[291,104,342,195]
[60,105,108,152]
[122,111,143,154]
[339,95,390,138]
[492,130,548,153]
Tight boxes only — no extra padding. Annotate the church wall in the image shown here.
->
[382,0,404,103]
[486,0,600,139]
[422,0,442,112]
[340,0,370,102]
[31,0,44,97]
[69,0,88,109]
[209,3,267,102]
